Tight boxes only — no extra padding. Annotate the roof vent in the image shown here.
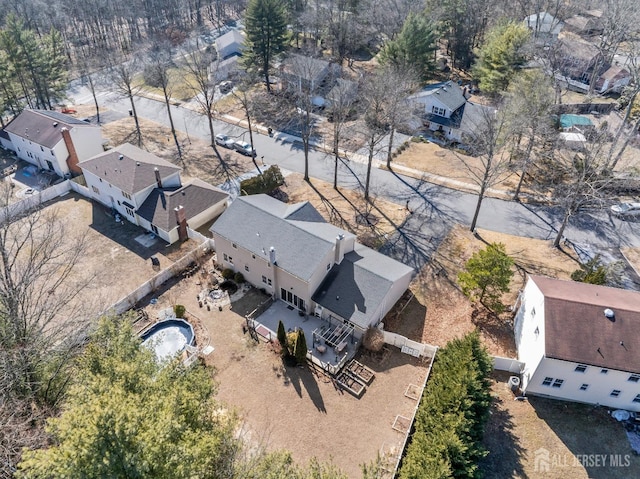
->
[53,122,58,127]
[136,162,140,166]
[604,308,615,320]
[118,155,124,160]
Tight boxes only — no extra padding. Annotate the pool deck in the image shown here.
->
[252,300,358,370]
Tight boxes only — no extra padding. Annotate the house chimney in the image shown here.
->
[60,127,81,175]
[269,246,277,265]
[334,234,345,264]
[174,205,188,242]
[154,167,162,188]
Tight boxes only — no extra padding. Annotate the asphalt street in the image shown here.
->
[67,82,640,271]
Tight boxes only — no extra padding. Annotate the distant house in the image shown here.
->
[2,109,103,178]
[409,81,494,143]
[210,194,413,335]
[523,12,563,45]
[564,10,604,36]
[209,55,241,83]
[79,143,228,244]
[594,65,631,94]
[325,78,358,108]
[215,29,245,59]
[280,54,333,92]
[514,275,640,412]
[555,36,606,91]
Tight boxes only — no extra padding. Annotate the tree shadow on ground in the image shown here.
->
[479,374,528,478]
[280,363,327,413]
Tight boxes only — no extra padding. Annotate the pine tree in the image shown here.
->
[277,320,288,352]
[244,0,288,92]
[294,329,307,364]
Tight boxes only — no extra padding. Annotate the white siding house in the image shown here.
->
[515,275,640,411]
[79,144,228,244]
[210,195,414,336]
[3,110,103,177]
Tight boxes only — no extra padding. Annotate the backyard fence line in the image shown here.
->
[492,355,524,374]
[108,241,213,316]
[69,179,91,197]
[1,179,72,220]
[381,330,437,358]
[187,227,213,245]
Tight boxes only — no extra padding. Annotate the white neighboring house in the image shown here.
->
[2,109,103,178]
[409,81,493,143]
[514,275,640,412]
[79,143,228,244]
[523,12,563,45]
[210,194,414,336]
[215,29,245,59]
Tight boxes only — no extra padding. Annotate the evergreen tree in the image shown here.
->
[17,317,239,479]
[244,0,289,92]
[458,242,514,313]
[294,329,307,364]
[379,13,437,82]
[473,22,530,96]
[277,320,288,351]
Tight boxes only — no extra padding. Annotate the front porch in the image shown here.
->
[250,300,359,375]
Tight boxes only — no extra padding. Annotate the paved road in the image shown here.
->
[67,83,640,272]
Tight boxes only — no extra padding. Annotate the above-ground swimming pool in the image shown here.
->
[141,318,195,361]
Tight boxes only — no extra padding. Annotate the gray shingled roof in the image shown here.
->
[282,54,331,83]
[210,195,349,281]
[530,275,640,374]
[410,81,466,112]
[78,143,181,195]
[4,109,96,149]
[215,29,245,57]
[312,244,413,329]
[137,178,229,232]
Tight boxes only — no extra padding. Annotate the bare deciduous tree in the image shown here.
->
[109,54,144,146]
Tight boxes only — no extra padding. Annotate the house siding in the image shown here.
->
[515,279,547,391]
[526,357,640,412]
[83,170,140,222]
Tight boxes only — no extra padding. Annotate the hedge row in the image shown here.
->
[398,331,493,479]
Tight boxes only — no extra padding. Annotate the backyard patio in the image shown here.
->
[250,300,359,373]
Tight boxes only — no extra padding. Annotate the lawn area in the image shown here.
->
[384,225,581,357]
[481,372,640,479]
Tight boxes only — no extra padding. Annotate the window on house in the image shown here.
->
[431,106,446,116]
[252,254,256,259]
[534,327,539,336]
[92,186,99,194]
[531,307,536,317]
[232,243,237,249]
[262,275,267,284]
[244,265,249,272]
[579,384,589,391]
[633,395,640,403]
[151,224,158,234]
[575,365,587,373]
[223,253,228,261]
[611,390,621,398]
[227,256,233,264]
[601,369,609,374]
[552,379,564,388]
[125,207,134,217]
[542,377,553,386]
[122,191,132,200]
[268,279,272,286]
[40,146,43,152]
[628,375,640,383]
[50,150,54,156]
[327,264,331,270]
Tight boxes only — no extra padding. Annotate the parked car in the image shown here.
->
[232,140,256,157]
[219,81,233,94]
[610,202,640,218]
[215,134,234,148]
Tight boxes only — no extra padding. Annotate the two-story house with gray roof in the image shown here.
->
[210,195,413,335]
[514,275,640,411]
[80,143,228,244]
[2,109,103,178]
[409,81,470,142]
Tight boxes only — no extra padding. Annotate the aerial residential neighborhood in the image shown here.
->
[2,1,640,478]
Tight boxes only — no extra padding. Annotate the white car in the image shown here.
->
[232,140,256,157]
[215,134,234,148]
[610,202,640,217]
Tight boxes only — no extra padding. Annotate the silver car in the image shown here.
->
[232,140,256,157]
[215,134,234,148]
[611,202,640,218]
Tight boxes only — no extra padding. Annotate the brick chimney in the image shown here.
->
[154,167,162,188]
[61,127,81,174]
[174,205,188,241]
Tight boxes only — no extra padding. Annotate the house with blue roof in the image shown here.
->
[210,195,414,335]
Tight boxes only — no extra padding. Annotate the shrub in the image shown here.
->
[233,272,245,283]
[221,268,235,279]
[240,165,284,195]
[294,329,308,364]
[174,304,186,318]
